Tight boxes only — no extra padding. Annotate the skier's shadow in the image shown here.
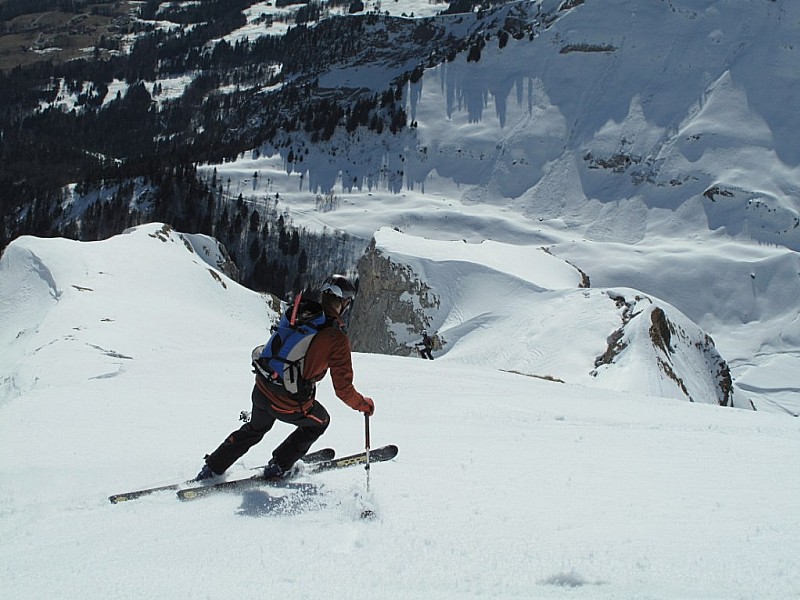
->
[236,482,324,517]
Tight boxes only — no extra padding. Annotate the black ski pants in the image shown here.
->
[205,384,330,475]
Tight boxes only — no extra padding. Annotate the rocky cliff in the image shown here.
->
[349,237,441,356]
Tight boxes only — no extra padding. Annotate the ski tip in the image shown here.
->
[382,444,399,458]
[109,495,127,504]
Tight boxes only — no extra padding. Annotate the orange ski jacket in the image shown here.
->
[255,310,369,415]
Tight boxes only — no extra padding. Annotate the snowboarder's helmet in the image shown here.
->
[321,274,356,301]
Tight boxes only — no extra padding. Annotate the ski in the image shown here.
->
[177,444,398,502]
[108,447,335,504]
[308,443,398,474]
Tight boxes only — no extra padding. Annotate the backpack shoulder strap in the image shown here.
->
[289,292,304,326]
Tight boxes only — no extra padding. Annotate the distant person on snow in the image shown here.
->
[195,274,375,481]
[418,330,435,360]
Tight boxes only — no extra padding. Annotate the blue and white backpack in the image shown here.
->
[252,293,330,401]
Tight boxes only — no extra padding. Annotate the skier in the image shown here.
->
[418,330,434,360]
[195,274,375,481]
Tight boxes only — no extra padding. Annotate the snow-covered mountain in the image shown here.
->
[5,1,799,414]
[186,0,800,415]
[350,228,736,407]
[1,223,798,599]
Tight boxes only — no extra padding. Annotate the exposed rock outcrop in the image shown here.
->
[592,293,735,406]
[349,239,440,355]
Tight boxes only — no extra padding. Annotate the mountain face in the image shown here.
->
[7,1,799,247]
[1,0,798,414]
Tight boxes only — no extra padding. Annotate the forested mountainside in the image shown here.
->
[2,0,798,302]
[1,0,528,293]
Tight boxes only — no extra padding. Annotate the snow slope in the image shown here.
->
[1,224,799,599]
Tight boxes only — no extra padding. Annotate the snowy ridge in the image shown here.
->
[0,223,273,405]
[368,227,735,405]
[590,291,734,407]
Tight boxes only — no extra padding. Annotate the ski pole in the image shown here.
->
[359,414,376,520]
[364,414,371,492]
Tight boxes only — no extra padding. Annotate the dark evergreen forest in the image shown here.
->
[0,0,520,295]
